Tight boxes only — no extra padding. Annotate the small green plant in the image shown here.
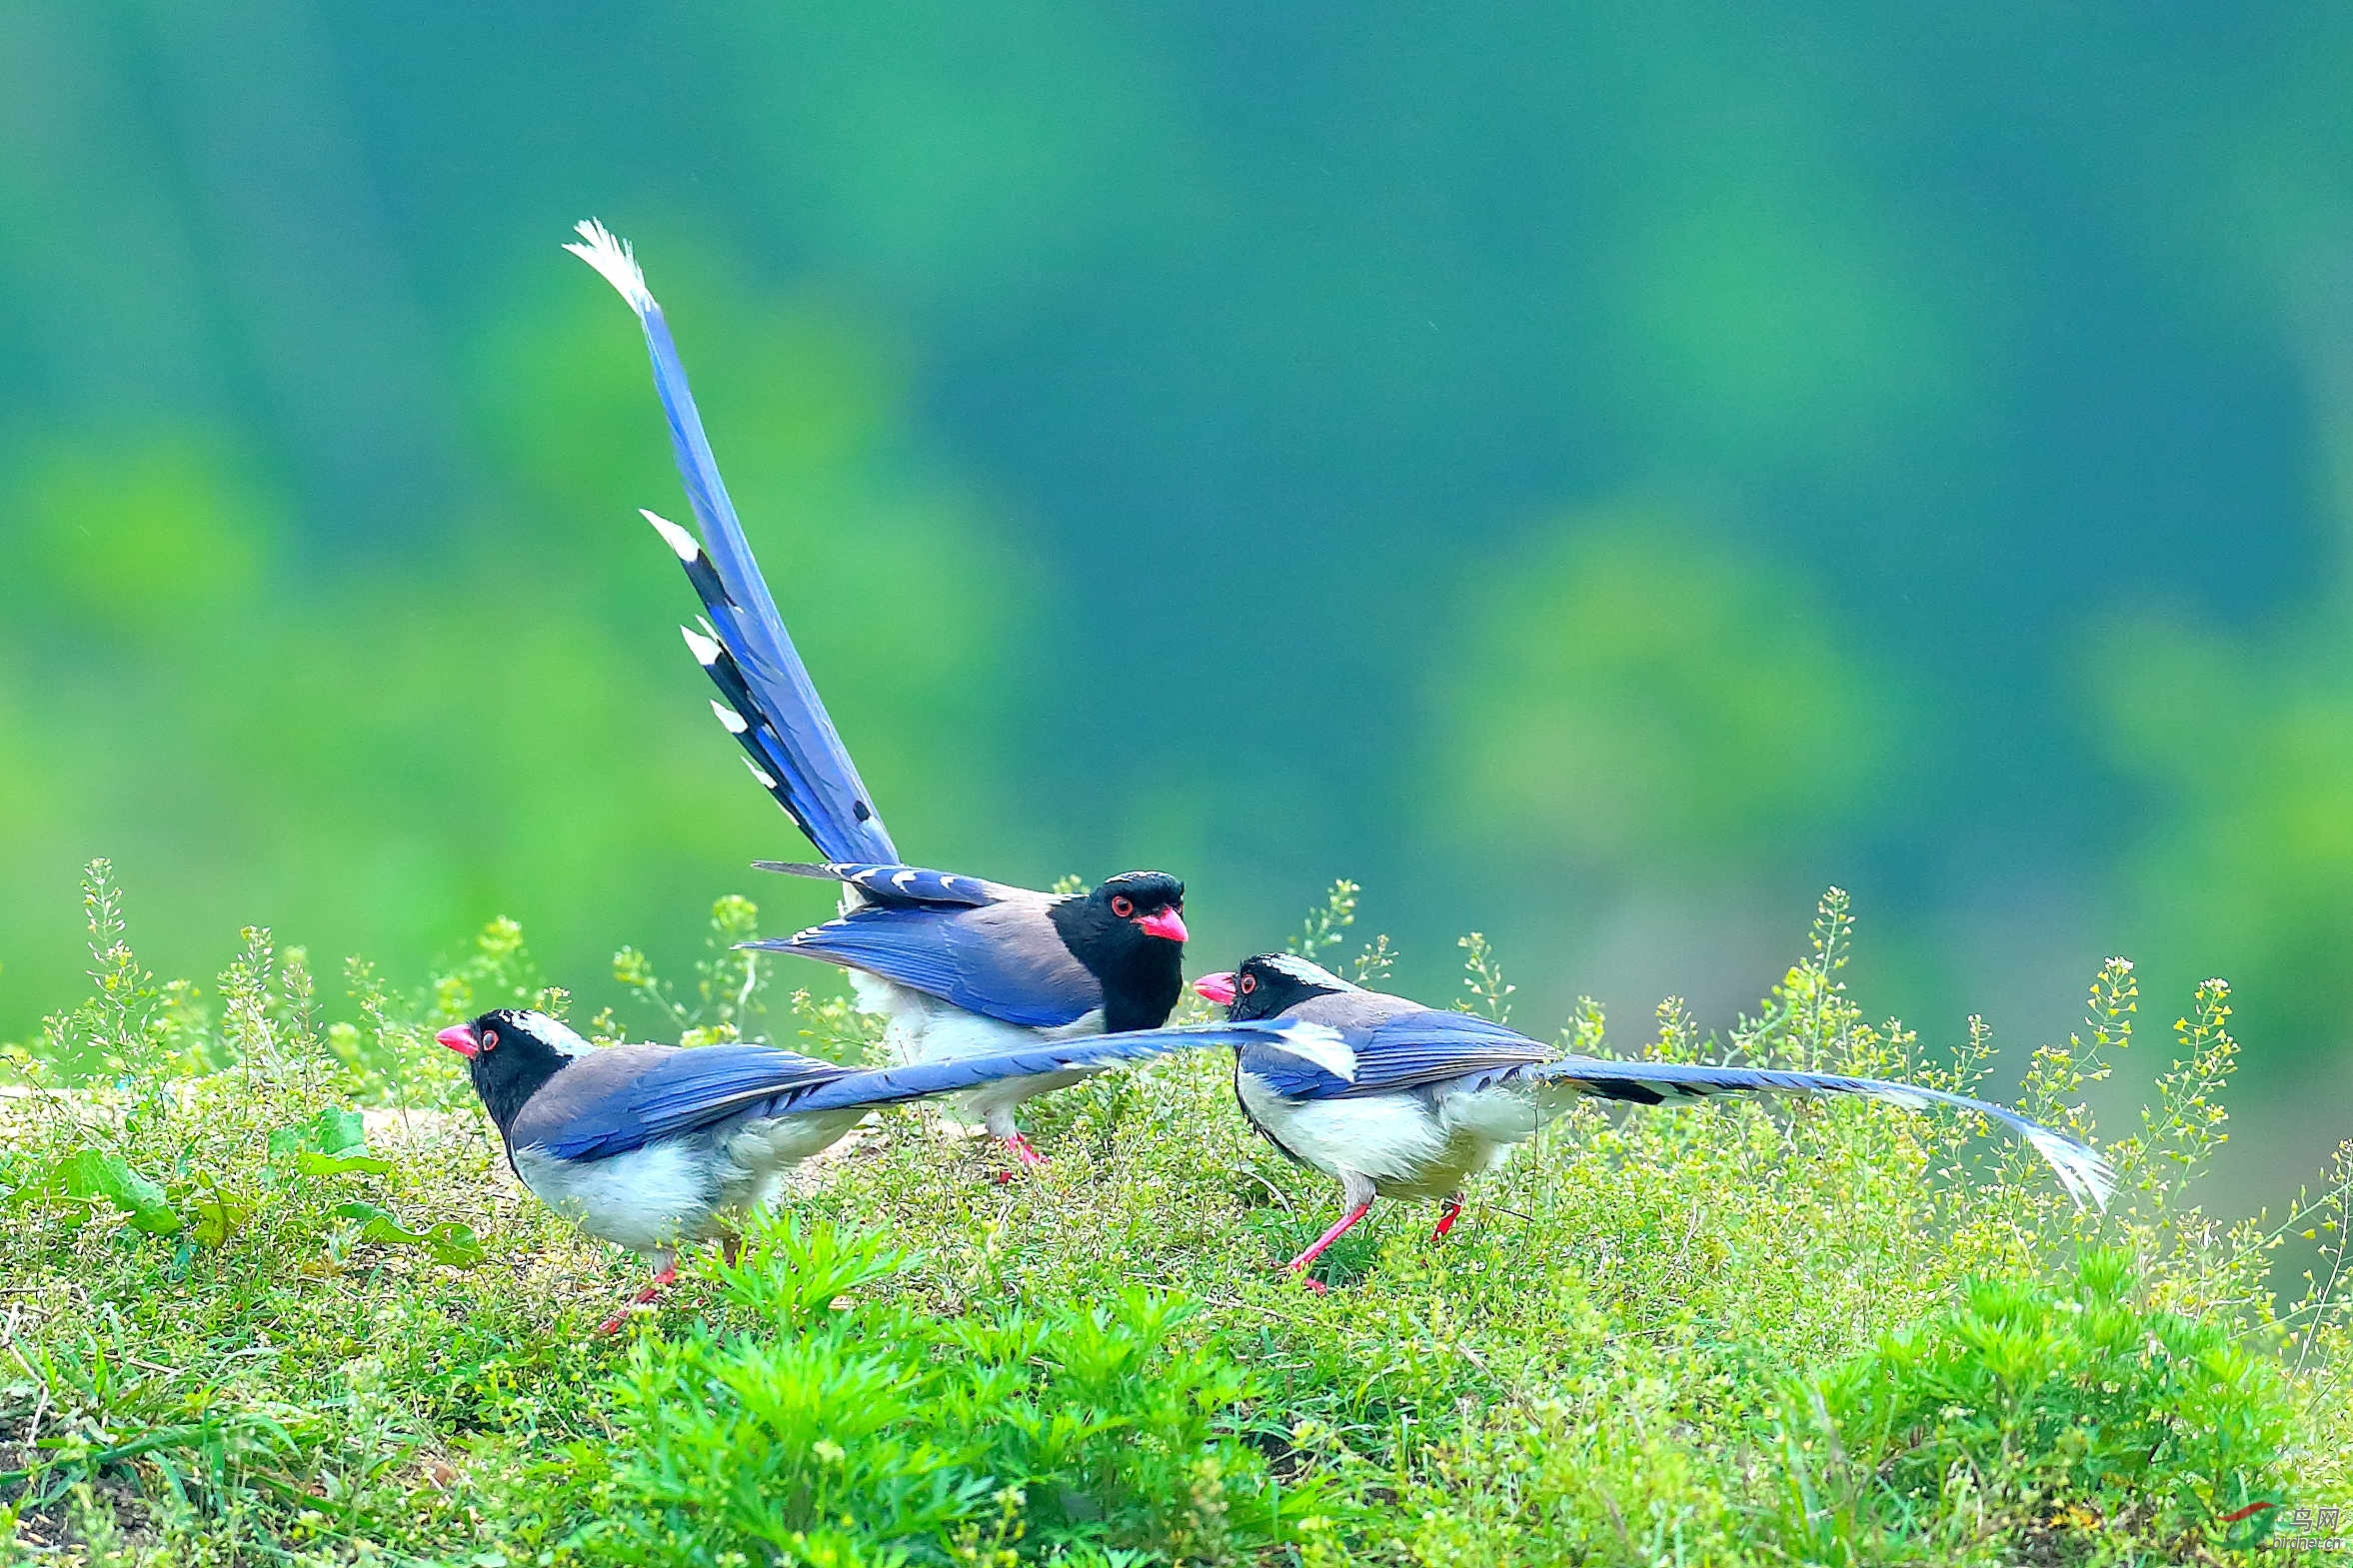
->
[1287,878,1359,961]
[615,892,774,1045]
[1454,930,1514,1022]
[1782,1246,2294,1557]
[592,1216,1331,1564]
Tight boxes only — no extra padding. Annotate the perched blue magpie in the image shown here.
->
[439,1007,1343,1327]
[564,220,1191,1168]
[1193,955,2116,1290]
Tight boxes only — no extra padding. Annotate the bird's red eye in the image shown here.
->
[1238,973,1256,995]
[1111,895,1135,918]
[480,1028,499,1051]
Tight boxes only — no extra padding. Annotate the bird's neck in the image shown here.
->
[474,1053,568,1140]
[1100,938,1183,1032]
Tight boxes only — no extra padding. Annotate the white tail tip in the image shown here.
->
[1266,1021,1355,1083]
[710,700,749,736]
[742,757,779,790]
[2025,1126,2117,1211]
[680,625,721,667]
[565,219,654,312]
[641,509,700,563]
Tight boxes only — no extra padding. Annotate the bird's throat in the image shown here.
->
[1101,938,1184,1033]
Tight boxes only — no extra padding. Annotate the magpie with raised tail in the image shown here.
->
[1193,954,2116,1290]
[439,1007,1344,1329]
[563,219,1191,1168]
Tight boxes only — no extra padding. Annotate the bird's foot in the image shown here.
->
[1429,1197,1463,1243]
[993,1132,1047,1179]
[720,1234,743,1267]
[597,1262,680,1336]
[1277,1199,1373,1293]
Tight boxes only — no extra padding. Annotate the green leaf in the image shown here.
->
[335,1199,428,1246]
[333,1202,482,1268]
[308,1105,367,1157]
[425,1221,486,1267]
[268,1105,383,1180]
[9,1147,183,1235]
[268,1104,366,1159]
[185,1180,252,1248]
[294,1151,394,1176]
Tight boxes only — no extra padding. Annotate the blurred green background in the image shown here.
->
[5,5,2352,1206]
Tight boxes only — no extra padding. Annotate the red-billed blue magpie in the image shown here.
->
[1193,955,2116,1290]
[439,1007,1344,1328]
[565,221,1191,1168]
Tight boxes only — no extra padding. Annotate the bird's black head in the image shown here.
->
[1193,952,1352,1022]
[437,1007,591,1136]
[1047,870,1187,1032]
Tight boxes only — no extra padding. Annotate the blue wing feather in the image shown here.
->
[532,1043,853,1160]
[746,906,1101,1028]
[567,221,897,865]
[1237,1009,1553,1100]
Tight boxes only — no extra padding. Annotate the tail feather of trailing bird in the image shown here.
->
[786,1019,1352,1115]
[751,861,1018,907]
[1497,1055,2115,1210]
[566,218,897,865]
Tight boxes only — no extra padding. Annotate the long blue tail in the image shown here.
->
[1515,1056,2115,1210]
[786,1020,1349,1114]
[567,219,899,865]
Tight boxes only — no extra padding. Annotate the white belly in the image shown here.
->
[515,1141,718,1255]
[1238,1074,1521,1202]
[513,1107,867,1256]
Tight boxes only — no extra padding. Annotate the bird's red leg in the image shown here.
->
[1430,1196,1463,1242]
[993,1131,1048,1181]
[598,1260,680,1336]
[1282,1200,1373,1294]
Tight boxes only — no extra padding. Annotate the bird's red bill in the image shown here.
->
[437,1023,480,1058]
[1193,970,1236,1004]
[1137,907,1188,942]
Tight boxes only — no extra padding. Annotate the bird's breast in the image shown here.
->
[1234,1072,1475,1196]
[512,1140,721,1255]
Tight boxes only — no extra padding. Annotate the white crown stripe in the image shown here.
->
[1264,953,1352,989]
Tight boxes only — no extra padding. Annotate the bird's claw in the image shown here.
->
[597,1266,679,1335]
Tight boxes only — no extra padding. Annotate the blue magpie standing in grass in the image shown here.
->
[1192,954,2115,1290]
[440,1007,1343,1329]
[565,220,1192,1170]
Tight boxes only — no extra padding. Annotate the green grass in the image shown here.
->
[2,863,2347,1565]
